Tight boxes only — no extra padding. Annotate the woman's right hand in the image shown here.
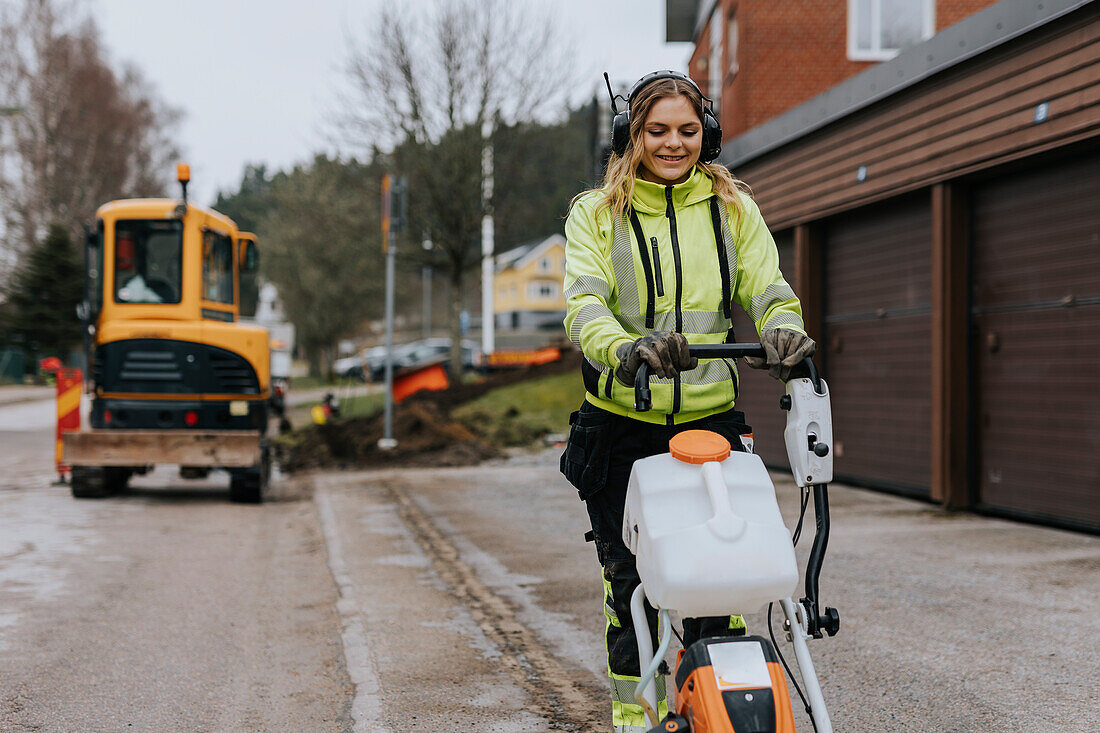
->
[614,331,697,386]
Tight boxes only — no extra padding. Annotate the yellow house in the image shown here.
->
[493,234,567,331]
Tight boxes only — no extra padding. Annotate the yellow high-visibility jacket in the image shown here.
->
[563,167,805,425]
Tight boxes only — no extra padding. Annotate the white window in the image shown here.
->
[528,281,558,300]
[538,256,551,273]
[848,0,934,62]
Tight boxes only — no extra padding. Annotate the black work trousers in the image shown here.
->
[561,400,751,679]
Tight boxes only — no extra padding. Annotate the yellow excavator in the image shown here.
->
[64,164,272,502]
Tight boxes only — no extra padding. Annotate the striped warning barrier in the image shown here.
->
[55,367,82,478]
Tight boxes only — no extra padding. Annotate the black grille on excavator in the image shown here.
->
[209,349,255,392]
[94,339,260,395]
[119,350,183,382]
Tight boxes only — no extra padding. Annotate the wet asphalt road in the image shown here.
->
[1,392,1098,732]
[0,470,351,732]
[307,454,1100,732]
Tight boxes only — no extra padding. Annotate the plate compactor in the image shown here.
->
[627,343,840,733]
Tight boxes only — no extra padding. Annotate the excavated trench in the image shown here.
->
[278,351,581,472]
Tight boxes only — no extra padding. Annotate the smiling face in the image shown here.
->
[637,94,703,186]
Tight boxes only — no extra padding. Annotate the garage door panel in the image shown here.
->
[823,194,932,495]
[973,305,1100,525]
[972,149,1100,530]
[825,195,931,315]
[825,318,931,491]
[971,155,1100,308]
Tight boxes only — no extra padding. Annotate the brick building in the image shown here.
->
[667,0,1100,532]
[667,0,999,139]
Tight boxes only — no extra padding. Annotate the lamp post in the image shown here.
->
[379,173,406,451]
[480,119,495,356]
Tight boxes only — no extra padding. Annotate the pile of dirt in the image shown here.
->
[277,350,580,472]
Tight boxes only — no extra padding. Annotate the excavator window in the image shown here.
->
[113,219,183,304]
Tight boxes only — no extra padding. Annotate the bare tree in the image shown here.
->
[342,0,575,375]
[256,156,385,378]
[0,0,181,282]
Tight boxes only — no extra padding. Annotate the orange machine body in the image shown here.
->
[672,636,795,732]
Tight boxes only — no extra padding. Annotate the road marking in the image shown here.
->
[315,486,389,733]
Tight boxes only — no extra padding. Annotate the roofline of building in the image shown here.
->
[495,234,566,273]
[719,0,1092,170]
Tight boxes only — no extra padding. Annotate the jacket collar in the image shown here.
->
[631,166,713,215]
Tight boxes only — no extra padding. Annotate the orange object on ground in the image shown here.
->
[487,347,560,367]
[393,363,449,403]
[669,429,731,464]
[55,367,82,477]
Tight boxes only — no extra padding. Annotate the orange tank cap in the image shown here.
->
[669,430,731,464]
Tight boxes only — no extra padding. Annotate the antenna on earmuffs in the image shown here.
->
[603,72,618,114]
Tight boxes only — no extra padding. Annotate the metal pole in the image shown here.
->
[380,233,396,449]
[379,174,397,450]
[422,236,433,339]
[422,266,432,339]
[481,120,495,356]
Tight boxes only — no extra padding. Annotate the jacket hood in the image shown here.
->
[631,166,714,215]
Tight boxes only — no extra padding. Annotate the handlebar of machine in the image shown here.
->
[633,343,823,413]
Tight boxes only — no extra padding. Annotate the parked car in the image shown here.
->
[367,338,482,381]
[333,352,370,381]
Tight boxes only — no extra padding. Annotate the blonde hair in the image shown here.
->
[572,77,752,222]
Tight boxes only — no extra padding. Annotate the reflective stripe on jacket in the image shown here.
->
[563,167,805,425]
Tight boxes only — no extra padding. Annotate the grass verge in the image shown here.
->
[452,370,584,447]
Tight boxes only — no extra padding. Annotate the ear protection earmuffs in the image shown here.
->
[608,70,722,163]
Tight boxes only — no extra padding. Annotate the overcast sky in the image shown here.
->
[93,0,692,205]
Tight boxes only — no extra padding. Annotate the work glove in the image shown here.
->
[614,331,697,386]
[744,328,816,382]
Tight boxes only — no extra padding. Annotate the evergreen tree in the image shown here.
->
[213,164,277,233]
[4,223,83,358]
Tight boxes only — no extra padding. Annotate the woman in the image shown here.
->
[560,70,814,732]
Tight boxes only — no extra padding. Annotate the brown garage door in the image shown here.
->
[822,194,932,496]
[732,229,795,467]
[971,150,1100,532]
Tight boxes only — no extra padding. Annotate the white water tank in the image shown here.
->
[623,430,799,617]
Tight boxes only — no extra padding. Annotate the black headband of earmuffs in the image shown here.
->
[606,70,722,163]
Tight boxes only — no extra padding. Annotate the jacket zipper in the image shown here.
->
[649,237,665,297]
[665,186,683,419]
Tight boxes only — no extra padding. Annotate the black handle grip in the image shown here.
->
[634,363,653,412]
[633,343,822,412]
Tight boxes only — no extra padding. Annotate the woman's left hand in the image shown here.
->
[744,329,816,381]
